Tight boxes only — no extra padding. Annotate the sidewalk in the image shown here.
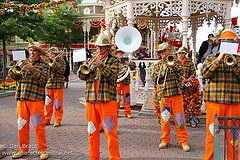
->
[0,73,206,160]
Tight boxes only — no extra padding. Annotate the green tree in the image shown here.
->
[37,3,83,50]
[0,0,45,81]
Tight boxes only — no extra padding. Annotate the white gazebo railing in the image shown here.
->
[130,58,159,109]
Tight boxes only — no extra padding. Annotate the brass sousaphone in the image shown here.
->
[115,26,142,82]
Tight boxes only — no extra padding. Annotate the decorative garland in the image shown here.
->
[138,21,147,30]
[74,21,83,28]
[90,19,101,28]
[0,0,77,16]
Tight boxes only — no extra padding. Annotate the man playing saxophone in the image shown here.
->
[77,33,121,160]
[44,47,66,127]
[203,29,240,160]
[8,42,49,159]
[151,42,190,152]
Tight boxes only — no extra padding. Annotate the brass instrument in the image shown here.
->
[224,54,236,66]
[79,52,101,74]
[12,59,30,74]
[47,52,63,66]
[163,53,178,66]
[117,64,130,82]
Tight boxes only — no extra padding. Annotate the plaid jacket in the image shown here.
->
[182,58,196,79]
[46,58,66,89]
[8,58,49,101]
[151,59,184,97]
[78,52,120,102]
[202,53,240,104]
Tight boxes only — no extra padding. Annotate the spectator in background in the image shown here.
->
[63,56,70,88]
[197,34,214,64]
[211,35,221,54]
[86,48,92,59]
[137,46,150,87]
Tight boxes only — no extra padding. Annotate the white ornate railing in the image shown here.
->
[130,58,159,106]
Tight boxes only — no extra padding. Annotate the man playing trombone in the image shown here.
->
[44,47,66,127]
[203,29,240,160]
[77,33,121,160]
[151,42,190,152]
[8,42,49,160]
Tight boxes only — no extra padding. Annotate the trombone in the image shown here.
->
[46,51,63,66]
[79,52,101,74]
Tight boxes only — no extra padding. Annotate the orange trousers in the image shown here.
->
[86,101,120,160]
[16,100,47,152]
[204,101,240,160]
[116,83,131,116]
[159,94,189,145]
[44,88,64,124]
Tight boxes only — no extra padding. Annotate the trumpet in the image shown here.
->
[12,59,30,74]
[224,54,236,67]
[163,53,178,66]
[79,52,101,74]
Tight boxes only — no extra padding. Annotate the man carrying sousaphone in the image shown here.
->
[151,42,190,152]
[77,33,121,160]
[114,49,135,118]
[203,29,240,160]
[8,42,49,159]
[44,47,66,127]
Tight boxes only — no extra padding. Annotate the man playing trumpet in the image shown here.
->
[77,33,121,160]
[8,42,49,159]
[151,42,190,152]
[44,47,66,127]
[203,29,240,160]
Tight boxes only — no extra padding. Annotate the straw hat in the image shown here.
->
[156,42,169,52]
[177,47,188,54]
[47,47,60,55]
[93,33,111,46]
[28,42,46,56]
[220,29,238,40]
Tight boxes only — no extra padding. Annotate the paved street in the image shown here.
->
[0,74,207,160]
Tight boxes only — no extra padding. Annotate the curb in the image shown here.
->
[0,91,15,98]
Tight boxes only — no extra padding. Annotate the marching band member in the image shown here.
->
[203,29,240,160]
[177,47,196,79]
[44,47,66,127]
[115,49,135,118]
[77,33,120,160]
[8,43,49,159]
[151,42,190,152]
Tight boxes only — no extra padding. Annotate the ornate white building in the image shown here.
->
[94,0,239,112]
